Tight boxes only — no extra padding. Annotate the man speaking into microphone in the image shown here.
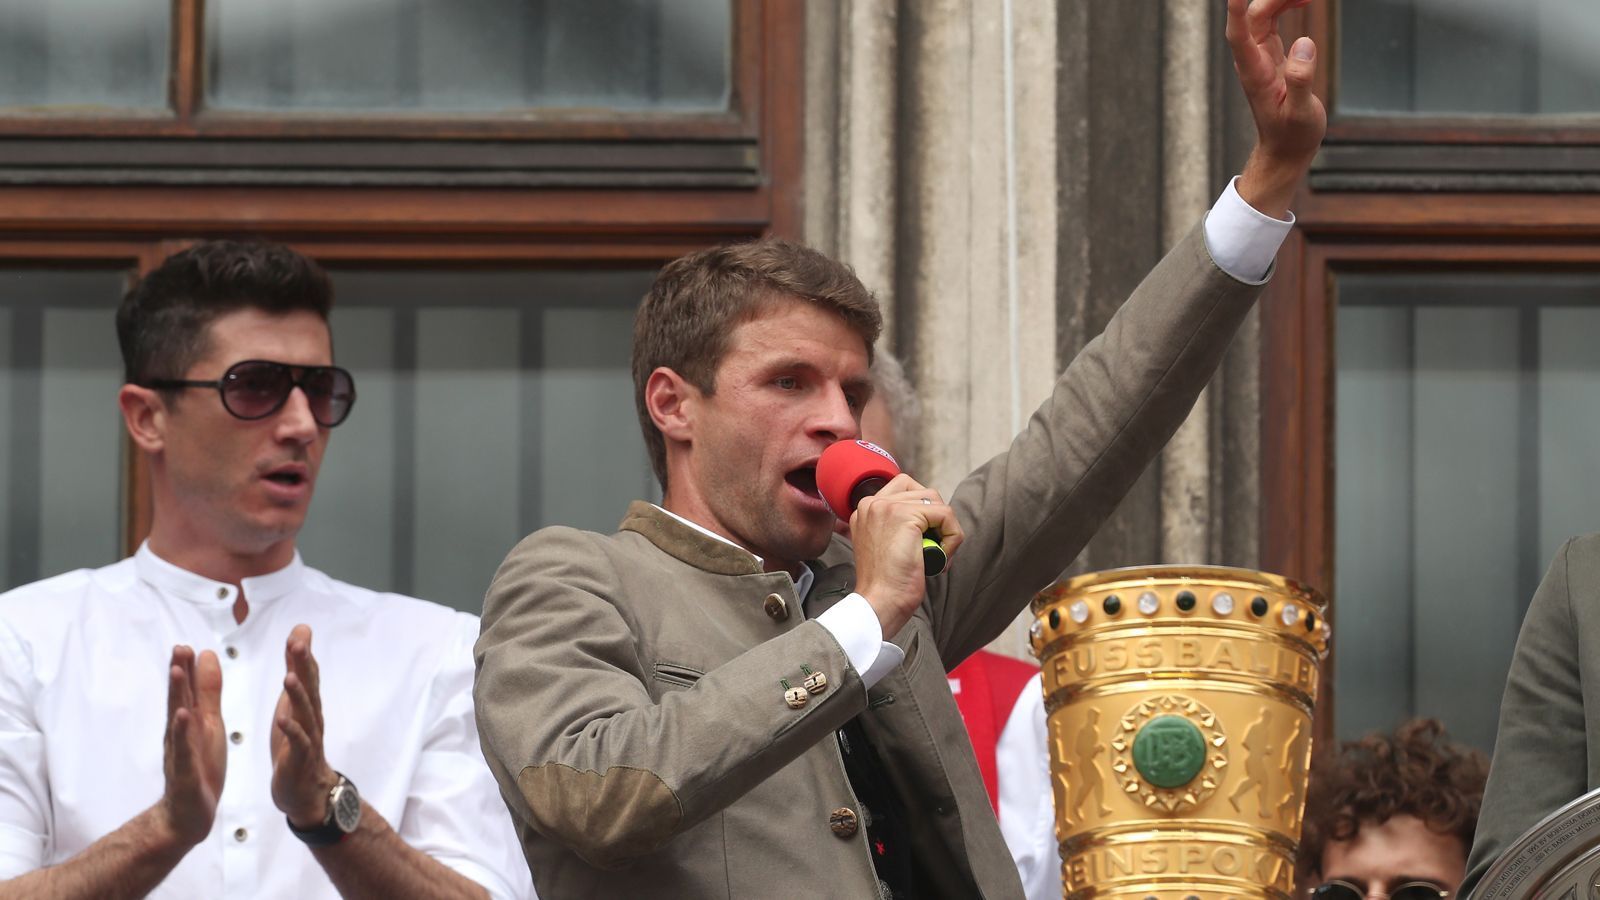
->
[473,1,1325,896]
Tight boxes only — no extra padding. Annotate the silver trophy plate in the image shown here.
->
[1473,787,1600,899]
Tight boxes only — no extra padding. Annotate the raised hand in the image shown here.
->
[1227,0,1327,216]
[270,625,338,828]
[157,645,227,848]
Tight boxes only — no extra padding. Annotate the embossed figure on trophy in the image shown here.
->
[1050,715,1075,828]
[1072,708,1113,819]
[1278,718,1308,829]
[1229,708,1274,819]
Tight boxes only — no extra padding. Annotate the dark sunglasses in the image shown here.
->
[1312,881,1449,900]
[148,359,357,427]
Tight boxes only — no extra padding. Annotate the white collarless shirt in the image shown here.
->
[0,544,532,899]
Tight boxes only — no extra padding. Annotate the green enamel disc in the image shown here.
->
[1131,714,1207,789]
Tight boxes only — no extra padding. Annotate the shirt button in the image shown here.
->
[225,646,239,659]
[230,731,243,745]
[233,827,248,842]
[784,687,809,709]
[829,807,859,838]
[763,593,789,621]
[216,587,229,600]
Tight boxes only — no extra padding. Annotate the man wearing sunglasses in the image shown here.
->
[0,242,531,899]
[1297,719,1487,900]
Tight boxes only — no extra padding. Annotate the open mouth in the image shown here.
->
[784,466,820,499]
[263,466,308,487]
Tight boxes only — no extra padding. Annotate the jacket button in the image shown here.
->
[764,593,789,621]
[784,687,809,709]
[803,671,828,694]
[829,807,859,838]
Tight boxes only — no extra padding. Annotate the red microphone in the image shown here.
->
[816,439,947,576]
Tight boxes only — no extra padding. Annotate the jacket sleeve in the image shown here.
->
[925,220,1267,662]
[473,527,868,869]
[1462,538,1590,894]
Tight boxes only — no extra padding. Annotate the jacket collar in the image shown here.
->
[618,502,764,577]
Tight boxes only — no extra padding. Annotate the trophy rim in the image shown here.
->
[1035,564,1326,613]
[1472,785,1600,899]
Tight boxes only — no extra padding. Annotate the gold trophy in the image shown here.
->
[1030,566,1329,899]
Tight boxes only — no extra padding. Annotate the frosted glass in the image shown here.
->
[1340,0,1600,115]
[208,0,731,113]
[0,270,126,593]
[1335,272,1600,752]
[0,0,167,110]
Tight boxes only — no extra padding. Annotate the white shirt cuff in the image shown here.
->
[815,593,906,689]
[1202,176,1295,284]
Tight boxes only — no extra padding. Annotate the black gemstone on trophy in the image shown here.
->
[1103,595,1122,615]
[1306,612,1317,632]
[1175,591,1196,611]
[1250,596,1269,617]
[1049,608,1061,629]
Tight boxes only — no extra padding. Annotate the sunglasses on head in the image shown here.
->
[148,359,357,427]
[1312,880,1449,900]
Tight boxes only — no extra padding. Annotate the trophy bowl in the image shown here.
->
[1030,566,1330,900]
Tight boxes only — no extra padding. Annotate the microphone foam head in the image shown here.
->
[816,439,901,519]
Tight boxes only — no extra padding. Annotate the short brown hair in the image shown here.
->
[631,238,882,487]
[1298,718,1488,878]
[118,240,333,386]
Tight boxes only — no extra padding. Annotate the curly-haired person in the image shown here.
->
[1297,719,1489,900]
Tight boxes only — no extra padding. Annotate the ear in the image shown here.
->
[119,384,168,455]
[644,367,700,445]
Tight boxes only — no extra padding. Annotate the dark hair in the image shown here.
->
[1298,718,1488,878]
[117,240,334,386]
[631,238,882,487]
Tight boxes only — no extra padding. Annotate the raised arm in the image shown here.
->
[0,644,225,900]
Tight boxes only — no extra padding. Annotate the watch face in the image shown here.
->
[331,781,362,833]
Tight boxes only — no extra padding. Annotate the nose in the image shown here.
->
[809,383,860,444]
[275,386,320,444]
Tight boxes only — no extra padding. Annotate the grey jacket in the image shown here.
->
[1465,534,1600,894]
[472,222,1266,899]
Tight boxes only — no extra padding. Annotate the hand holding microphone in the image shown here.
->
[817,440,964,636]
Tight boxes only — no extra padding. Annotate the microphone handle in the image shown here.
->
[848,476,947,577]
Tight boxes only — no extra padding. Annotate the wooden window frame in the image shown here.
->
[0,0,784,191]
[1311,2,1600,193]
[1260,4,1600,751]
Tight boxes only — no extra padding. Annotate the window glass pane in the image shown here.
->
[0,271,128,593]
[296,269,660,615]
[0,1,168,110]
[1339,0,1600,116]
[207,0,732,113]
[1334,272,1600,752]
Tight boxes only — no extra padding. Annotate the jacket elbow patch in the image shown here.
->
[516,763,683,867]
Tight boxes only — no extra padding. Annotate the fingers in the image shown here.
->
[1284,35,1317,99]
[282,672,322,744]
[194,650,224,717]
[276,710,314,756]
[855,485,965,561]
[285,625,324,731]
[170,708,195,778]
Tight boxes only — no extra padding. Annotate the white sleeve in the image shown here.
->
[1202,176,1295,285]
[815,593,906,688]
[0,620,48,879]
[994,673,1061,900]
[397,614,538,899]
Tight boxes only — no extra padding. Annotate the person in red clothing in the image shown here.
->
[863,352,1060,899]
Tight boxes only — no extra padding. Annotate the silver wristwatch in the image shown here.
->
[286,771,361,846]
